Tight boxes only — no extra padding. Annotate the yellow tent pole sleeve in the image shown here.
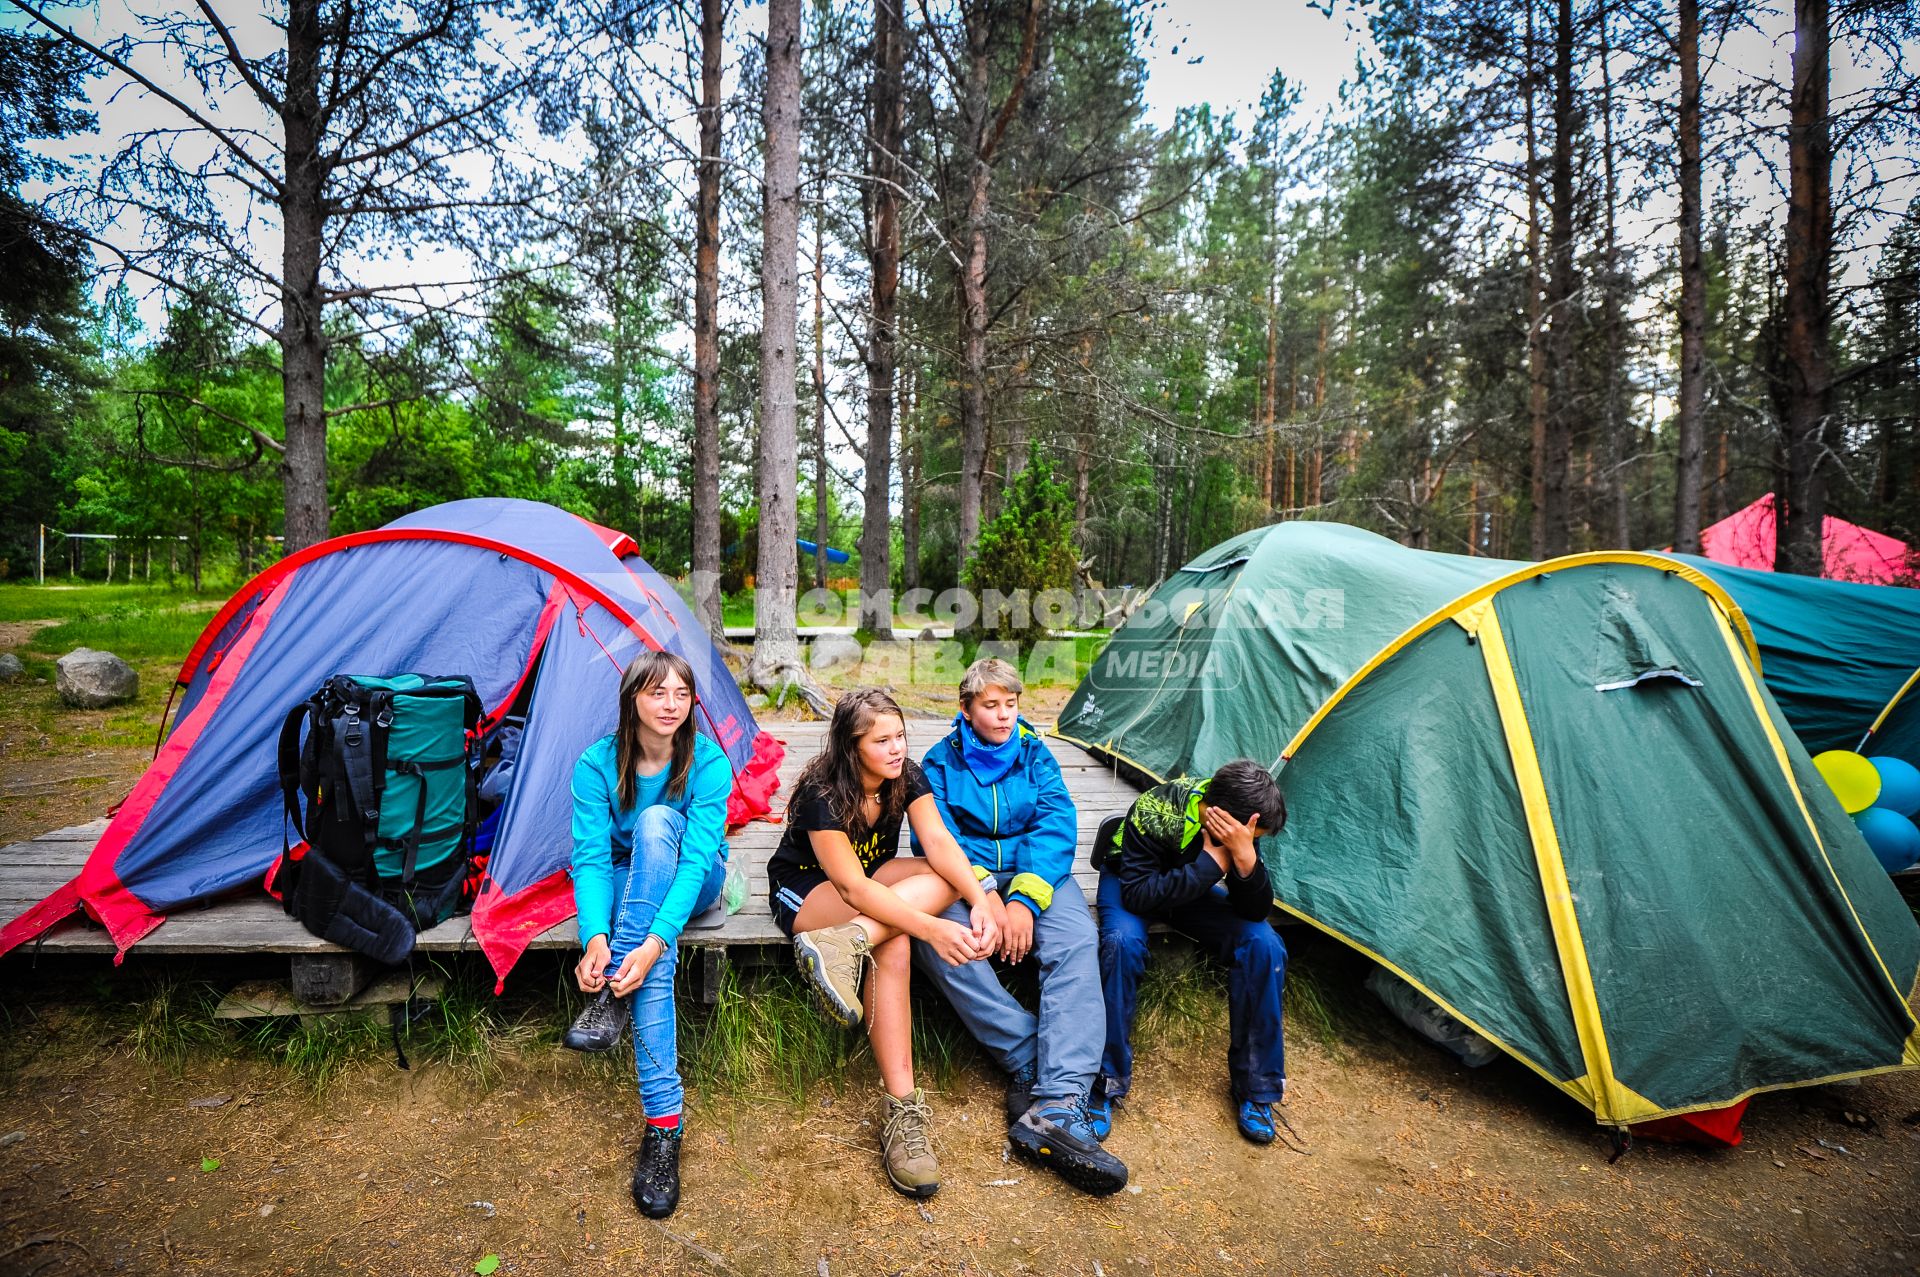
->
[1865,665,1920,743]
[1710,609,1920,1057]
[1282,552,1760,763]
[1479,606,1659,1124]
[1267,897,1598,1111]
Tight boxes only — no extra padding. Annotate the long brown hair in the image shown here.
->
[615,650,699,809]
[795,688,910,841]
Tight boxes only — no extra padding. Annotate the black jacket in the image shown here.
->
[1110,777,1271,921]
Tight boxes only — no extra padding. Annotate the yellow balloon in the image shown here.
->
[1814,750,1882,814]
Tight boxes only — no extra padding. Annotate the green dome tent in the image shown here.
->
[1056,522,1920,1126]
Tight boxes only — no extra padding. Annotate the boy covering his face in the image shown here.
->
[1094,760,1290,1145]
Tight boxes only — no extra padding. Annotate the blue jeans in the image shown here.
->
[1097,869,1287,1104]
[607,806,725,1119]
[912,881,1104,1104]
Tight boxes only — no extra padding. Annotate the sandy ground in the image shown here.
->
[2,947,1919,1277]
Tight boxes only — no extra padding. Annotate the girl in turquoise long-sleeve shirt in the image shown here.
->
[564,650,733,1221]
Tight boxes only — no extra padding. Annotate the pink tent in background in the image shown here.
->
[1698,493,1917,584]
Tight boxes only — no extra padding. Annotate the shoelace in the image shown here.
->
[832,934,871,986]
[886,1098,933,1158]
[581,994,623,1032]
[641,1130,680,1186]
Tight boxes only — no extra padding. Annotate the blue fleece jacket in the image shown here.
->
[571,732,732,949]
[914,717,1077,916]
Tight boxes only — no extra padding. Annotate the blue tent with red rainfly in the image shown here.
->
[0,499,784,985]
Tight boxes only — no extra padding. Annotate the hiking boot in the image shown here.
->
[631,1123,682,1218]
[880,1088,940,1198]
[1003,1060,1038,1125]
[563,988,629,1052]
[1086,1084,1115,1142]
[1236,1099,1276,1145]
[794,923,869,1028]
[1009,1096,1129,1196]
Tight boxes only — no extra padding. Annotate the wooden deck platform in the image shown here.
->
[0,722,1145,961]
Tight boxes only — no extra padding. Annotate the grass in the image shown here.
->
[680,963,980,1102]
[8,590,223,666]
[124,977,227,1074]
[0,580,224,625]
[3,940,1355,1106]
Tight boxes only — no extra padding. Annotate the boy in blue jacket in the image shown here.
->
[912,658,1128,1196]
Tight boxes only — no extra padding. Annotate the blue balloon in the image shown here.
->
[1868,756,1920,818]
[1855,807,1920,874]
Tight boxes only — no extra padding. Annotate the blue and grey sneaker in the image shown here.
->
[1236,1099,1276,1145]
[1009,1095,1128,1196]
[1003,1061,1038,1124]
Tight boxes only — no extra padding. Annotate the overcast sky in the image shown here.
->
[1135,0,1374,131]
[11,0,1909,346]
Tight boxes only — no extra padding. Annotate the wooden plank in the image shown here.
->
[27,821,111,842]
[3,731,1145,959]
[215,971,446,1019]
[0,866,92,894]
[0,844,93,867]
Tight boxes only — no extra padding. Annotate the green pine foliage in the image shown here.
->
[964,447,1082,643]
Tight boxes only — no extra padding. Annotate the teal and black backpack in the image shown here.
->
[276,674,484,963]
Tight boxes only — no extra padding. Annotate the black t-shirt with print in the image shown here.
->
[768,760,933,884]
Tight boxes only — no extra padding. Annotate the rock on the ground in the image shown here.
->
[808,634,863,673]
[0,652,22,682]
[55,647,139,708]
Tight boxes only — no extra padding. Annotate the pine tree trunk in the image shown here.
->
[902,367,921,594]
[1673,0,1708,554]
[1263,280,1278,512]
[955,18,992,575]
[690,0,727,639]
[1778,0,1831,576]
[1524,0,1550,559]
[751,0,805,688]
[1599,0,1631,550]
[813,199,829,591]
[1540,0,1577,559]
[279,0,329,552]
[859,0,904,638]
[1074,435,1090,535]
[953,0,1041,576]
[611,251,632,530]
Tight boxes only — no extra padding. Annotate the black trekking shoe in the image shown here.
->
[1004,1060,1038,1125]
[631,1124,682,1218]
[1008,1096,1128,1196]
[563,988,629,1053]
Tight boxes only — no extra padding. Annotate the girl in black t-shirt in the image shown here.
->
[770,687,1001,1198]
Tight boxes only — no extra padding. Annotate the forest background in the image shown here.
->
[3,0,1918,682]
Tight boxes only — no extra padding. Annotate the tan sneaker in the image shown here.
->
[793,922,869,1027]
[880,1088,940,1198]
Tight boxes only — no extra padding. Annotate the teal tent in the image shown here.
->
[1681,556,1920,755]
[1057,522,1920,1125]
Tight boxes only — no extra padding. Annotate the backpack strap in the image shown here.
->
[389,760,433,888]
[277,699,316,852]
[331,686,386,872]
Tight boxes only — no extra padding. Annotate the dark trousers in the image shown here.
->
[1096,869,1288,1104]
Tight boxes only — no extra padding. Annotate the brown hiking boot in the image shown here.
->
[880,1088,940,1198]
[793,922,869,1027]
